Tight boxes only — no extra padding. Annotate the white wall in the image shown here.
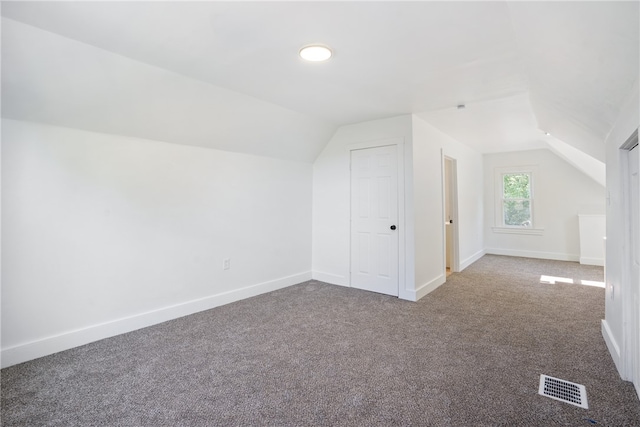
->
[1,119,313,367]
[484,149,605,261]
[312,115,414,299]
[412,116,485,299]
[602,82,639,378]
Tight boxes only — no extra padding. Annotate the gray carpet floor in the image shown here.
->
[2,255,640,426]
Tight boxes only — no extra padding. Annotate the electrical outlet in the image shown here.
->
[223,258,230,270]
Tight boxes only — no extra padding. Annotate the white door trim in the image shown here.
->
[346,138,406,299]
[620,129,639,388]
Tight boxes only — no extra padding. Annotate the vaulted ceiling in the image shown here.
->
[2,1,638,171]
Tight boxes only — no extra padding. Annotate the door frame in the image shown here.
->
[620,129,639,393]
[347,138,406,299]
[442,153,460,274]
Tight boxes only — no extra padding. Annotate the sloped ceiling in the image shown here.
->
[2,18,335,162]
[2,1,638,166]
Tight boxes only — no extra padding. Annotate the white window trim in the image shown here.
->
[491,226,544,235]
[493,165,544,235]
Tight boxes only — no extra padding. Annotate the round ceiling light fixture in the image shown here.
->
[299,45,332,62]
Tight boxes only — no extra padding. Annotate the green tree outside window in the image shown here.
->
[502,173,532,227]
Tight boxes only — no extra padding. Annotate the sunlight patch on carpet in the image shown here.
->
[539,275,605,288]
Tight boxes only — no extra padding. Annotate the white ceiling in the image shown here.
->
[2,18,336,162]
[416,93,545,154]
[2,1,638,166]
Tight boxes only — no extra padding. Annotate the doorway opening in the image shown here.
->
[443,155,460,276]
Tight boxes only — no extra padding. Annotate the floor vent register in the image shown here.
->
[538,374,588,409]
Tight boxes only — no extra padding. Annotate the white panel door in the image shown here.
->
[350,145,399,296]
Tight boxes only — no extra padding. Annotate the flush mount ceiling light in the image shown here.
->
[299,45,332,62]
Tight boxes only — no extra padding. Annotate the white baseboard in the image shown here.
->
[601,319,624,378]
[404,274,446,302]
[460,249,486,270]
[485,247,579,262]
[312,271,348,287]
[1,271,311,368]
[580,257,605,266]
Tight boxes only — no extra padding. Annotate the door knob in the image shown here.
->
[390,225,397,230]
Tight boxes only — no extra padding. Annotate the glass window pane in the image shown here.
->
[503,174,530,199]
[503,200,531,226]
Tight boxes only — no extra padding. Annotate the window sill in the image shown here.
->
[492,226,544,236]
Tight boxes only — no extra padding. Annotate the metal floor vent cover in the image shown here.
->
[539,374,588,409]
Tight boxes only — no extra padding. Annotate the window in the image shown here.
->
[502,172,532,227]
[493,166,542,235]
